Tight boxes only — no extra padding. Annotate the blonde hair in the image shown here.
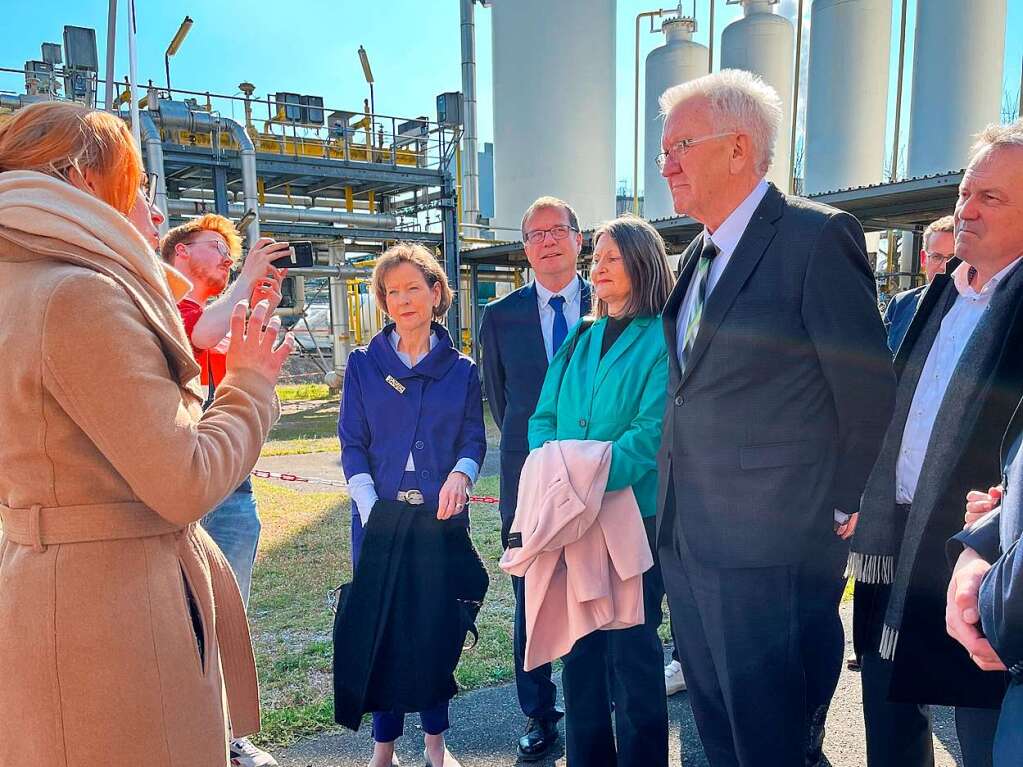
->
[0,101,143,215]
[159,213,243,264]
[923,214,954,250]
[372,243,453,318]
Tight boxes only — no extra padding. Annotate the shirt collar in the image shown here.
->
[952,255,1023,298]
[703,178,770,259]
[389,328,438,354]
[535,274,581,307]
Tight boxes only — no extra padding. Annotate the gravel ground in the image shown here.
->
[274,604,966,767]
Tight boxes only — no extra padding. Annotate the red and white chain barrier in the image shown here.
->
[251,469,499,504]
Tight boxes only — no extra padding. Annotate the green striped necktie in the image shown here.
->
[680,237,719,374]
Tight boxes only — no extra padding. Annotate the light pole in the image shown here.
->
[358,45,375,146]
[164,15,193,95]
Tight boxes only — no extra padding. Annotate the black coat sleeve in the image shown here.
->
[802,212,897,514]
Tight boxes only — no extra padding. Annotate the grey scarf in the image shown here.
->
[850,262,1023,658]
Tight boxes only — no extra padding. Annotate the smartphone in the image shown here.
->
[271,240,315,269]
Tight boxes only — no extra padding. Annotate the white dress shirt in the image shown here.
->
[675,179,770,362]
[535,276,583,362]
[348,329,480,523]
[895,256,1023,504]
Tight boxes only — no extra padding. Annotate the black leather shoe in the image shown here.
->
[517,717,559,762]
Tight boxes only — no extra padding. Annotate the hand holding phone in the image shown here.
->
[271,241,315,270]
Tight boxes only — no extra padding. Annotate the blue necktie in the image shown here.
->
[549,294,568,356]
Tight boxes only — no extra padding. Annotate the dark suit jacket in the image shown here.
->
[656,183,895,568]
[884,285,925,353]
[953,398,1023,681]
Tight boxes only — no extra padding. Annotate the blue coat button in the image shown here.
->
[420,470,429,479]
[415,440,425,450]
[579,418,587,428]
[674,395,684,407]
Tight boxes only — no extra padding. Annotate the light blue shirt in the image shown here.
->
[347,329,480,522]
[535,276,583,362]
[675,178,770,363]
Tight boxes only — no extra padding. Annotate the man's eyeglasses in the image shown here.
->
[188,238,231,258]
[925,252,952,264]
[655,132,737,170]
[524,224,578,245]
[141,172,159,206]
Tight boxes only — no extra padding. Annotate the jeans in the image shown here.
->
[201,487,262,607]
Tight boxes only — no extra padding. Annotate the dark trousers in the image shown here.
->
[801,529,850,737]
[861,648,999,767]
[562,517,668,767]
[659,521,809,767]
[501,449,560,723]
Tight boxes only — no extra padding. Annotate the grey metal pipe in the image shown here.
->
[139,112,169,234]
[167,199,399,228]
[103,0,117,111]
[327,241,351,381]
[152,100,261,243]
[460,0,480,226]
[183,188,373,210]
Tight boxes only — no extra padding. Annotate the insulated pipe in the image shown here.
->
[460,0,480,226]
[327,241,351,386]
[152,100,261,243]
[139,112,170,235]
[166,199,399,228]
[183,188,375,211]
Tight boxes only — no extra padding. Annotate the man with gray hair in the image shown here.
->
[853,121,1023,767]
[654,69,895,766]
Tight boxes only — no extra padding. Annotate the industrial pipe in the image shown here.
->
[182,188,375,210]
[167,199,399,228]
[151,100,261,243]
[327,241,352,386]
[139,111,170,235]
[460,0,481,226]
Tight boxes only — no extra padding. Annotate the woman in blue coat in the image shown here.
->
[528,215,674,767]
[338,243,486,767]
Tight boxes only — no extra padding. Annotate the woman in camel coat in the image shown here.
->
[0,102,293,766]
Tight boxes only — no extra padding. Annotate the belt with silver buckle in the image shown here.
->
[396,489,425,505]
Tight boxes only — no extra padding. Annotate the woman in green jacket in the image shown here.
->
[528,214,673,767]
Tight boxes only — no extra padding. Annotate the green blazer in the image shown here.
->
[528,315,668,518]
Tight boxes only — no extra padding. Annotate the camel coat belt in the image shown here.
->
[0,501,260,735]
[500,440,653,671]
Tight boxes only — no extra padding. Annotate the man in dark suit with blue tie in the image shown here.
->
[479,196,591,760]
[884,215,955,353]
[653,70,895,767]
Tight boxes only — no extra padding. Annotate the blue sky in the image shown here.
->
[3,1,1021,195]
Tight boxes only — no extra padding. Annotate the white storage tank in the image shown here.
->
[803,0,893,195]
[720,0,795,192]
[644,16,708,220]
[906,0,1006,177]
[490,0,616,232]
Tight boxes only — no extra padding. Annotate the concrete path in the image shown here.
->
[276,604,965,767]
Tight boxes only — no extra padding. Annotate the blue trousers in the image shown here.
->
[201,485,261,607]
[350,474,451,743]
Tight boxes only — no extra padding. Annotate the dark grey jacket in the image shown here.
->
[656,183,895,568]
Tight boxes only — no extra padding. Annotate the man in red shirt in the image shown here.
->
[160,214,288,767]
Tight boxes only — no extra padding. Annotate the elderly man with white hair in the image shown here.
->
[653,69,895,766]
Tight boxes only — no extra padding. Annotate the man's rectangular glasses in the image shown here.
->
[524,224,578,245]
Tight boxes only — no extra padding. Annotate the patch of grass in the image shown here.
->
[248,473,514,748]
[277,383,333,402]
[261,436,338,457]
[269,398,340,442]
